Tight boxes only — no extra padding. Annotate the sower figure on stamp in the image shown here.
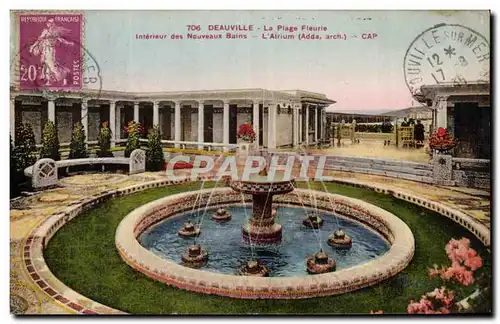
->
[29,18,74,87]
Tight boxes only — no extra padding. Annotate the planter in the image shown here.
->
[237,140,256,153]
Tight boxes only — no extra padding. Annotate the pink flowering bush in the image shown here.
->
[428,238,482,286]
[370,237,487,315]
[407,287,456,314]
[406,237,483,314]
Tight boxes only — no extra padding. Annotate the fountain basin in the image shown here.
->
[116,187,415,299]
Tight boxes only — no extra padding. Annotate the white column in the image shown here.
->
[48,99,56,123]
[109,100,116,146]
[10,98,15,142]
[223,101,229,150]
[115,103,121,141]
[267,103,277,149]
[133,101,139,123]
[81,99,88,141]
[319,108,323,141]
[153,101,159,127]
[305,104,309,145]
[314,106,319,143]
[435,95,448,128]
[252,102,259,147]
[174,101,181,148]
[298,108,302,144]
[198,101,204,150]
[292,106,298,147]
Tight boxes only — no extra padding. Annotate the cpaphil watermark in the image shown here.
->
[165,154,334,182]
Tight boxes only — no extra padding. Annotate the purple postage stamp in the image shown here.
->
[19,13,83,90]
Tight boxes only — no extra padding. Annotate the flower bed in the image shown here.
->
[163,161,208,170]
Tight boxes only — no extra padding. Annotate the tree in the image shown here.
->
[96,121,113,157]
[124,121,142,158]
[10,135,21,197]
[68,122,88,159]
[14,123,37,170]
[40,120,61,161]
[381,120,394,133]
[146,125,165,171]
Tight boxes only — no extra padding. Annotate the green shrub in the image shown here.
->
[381,121,394,133]
[124,121,142,158]
[14,123,37,170]
[10,136,22,197]
[40,120,61,161]
[96,121,113,157]
[69,122,88,159]
[355,122,394,133]
[146,125,165,171]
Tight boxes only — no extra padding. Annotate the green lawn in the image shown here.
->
[44,181,491,314]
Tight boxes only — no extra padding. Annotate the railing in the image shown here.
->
[274,153,434,184]
[397,126,415,147]
[136,139,238,152]
[452,158,490,190]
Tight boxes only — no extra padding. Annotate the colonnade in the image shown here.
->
[11,96,327,150]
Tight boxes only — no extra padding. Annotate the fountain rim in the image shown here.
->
[115,187,415,299]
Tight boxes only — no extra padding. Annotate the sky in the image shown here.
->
[12,10,490,112]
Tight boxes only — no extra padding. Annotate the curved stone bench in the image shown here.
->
[24,149,146,190]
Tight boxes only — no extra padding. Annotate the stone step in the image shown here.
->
[323,160,433,177]
[274,154,432,170]
[324,164,435,184]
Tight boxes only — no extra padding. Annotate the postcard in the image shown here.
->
[9,10,491,315]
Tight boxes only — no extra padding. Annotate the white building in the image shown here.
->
[10,88,335,151]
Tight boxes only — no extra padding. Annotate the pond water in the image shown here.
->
[139,205,390,277]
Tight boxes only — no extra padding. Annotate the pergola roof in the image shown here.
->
[10,87,336,106]
[416,82,490,103]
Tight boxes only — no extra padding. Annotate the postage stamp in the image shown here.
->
[18,13,84,90]
[404,23,490,99]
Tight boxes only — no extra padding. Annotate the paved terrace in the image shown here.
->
[10,170,490,314]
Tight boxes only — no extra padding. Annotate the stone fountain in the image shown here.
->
[231,168,295,244]
[230,166,295,244]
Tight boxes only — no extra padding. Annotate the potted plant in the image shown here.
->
[428,127,458,155]
[146,125,165,171]
[96,121,113,157]
[68,122,88,159]
[124,121,143,158]
[237,122,256,143]
[40,120,61,161]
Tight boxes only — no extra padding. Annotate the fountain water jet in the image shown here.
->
[303,213,324,229]
[237,259,270,277]
[212,207,232,222]
[178,220,200,238]
[306,249,336,274]
[328,229,353,249]
[181,244,208,268]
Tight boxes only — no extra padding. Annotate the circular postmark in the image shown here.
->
[403,23,490,100]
